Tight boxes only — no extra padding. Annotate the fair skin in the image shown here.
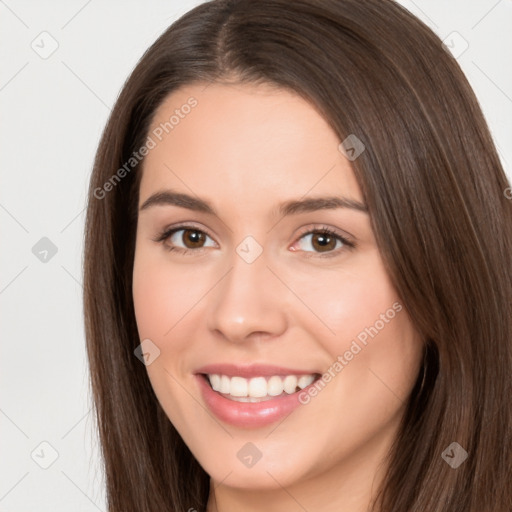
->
[132,81,424,512]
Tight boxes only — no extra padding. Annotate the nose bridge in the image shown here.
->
[206,237,287,342]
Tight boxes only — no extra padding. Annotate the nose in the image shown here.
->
[206,245,288,344]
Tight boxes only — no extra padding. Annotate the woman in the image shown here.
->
[83,0,512,510]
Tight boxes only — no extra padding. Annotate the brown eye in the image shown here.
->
[157,226,217,253]
[310,232,338,252]
[292,227,354,258]
[180,229,206,248]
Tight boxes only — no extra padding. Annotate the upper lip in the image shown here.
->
[195,363,320,378]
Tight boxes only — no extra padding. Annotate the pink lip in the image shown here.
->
[195,364,321,429]
[195,363,318,378]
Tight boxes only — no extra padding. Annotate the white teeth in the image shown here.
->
[206,373,317,399]
[298,375,315,389]
[220,375,230,394]
[230,377,248,397]
[248,377,268,397]
[267,375,284,396]
[210,374,221,392]
[283,375,298,394]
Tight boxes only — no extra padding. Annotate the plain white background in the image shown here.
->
[1,1,511,510]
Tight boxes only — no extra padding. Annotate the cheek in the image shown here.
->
[297,248,403,351]
[131,236,424,486]
[132,246,207,432]
[132,245,209,342]
[295,248,423,411]
[132,253,170,341]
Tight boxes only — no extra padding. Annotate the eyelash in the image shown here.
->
[153,224,355,258]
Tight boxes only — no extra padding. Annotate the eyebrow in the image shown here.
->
[139,189,368,215]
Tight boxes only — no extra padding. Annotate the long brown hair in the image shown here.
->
[83,0,512,510]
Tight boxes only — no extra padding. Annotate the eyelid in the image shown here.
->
[153,222,356,256]
[151,223,218,257]
[154,221,217,244]
[291,224,355,258]
[294,224,355,246]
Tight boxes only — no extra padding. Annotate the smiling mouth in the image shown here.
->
[200,373,322,402]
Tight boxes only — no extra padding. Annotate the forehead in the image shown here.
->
[139,82,362,209]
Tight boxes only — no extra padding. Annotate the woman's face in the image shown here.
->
[132,82,423,500]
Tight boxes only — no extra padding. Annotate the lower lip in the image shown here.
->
[196,374,311,428]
